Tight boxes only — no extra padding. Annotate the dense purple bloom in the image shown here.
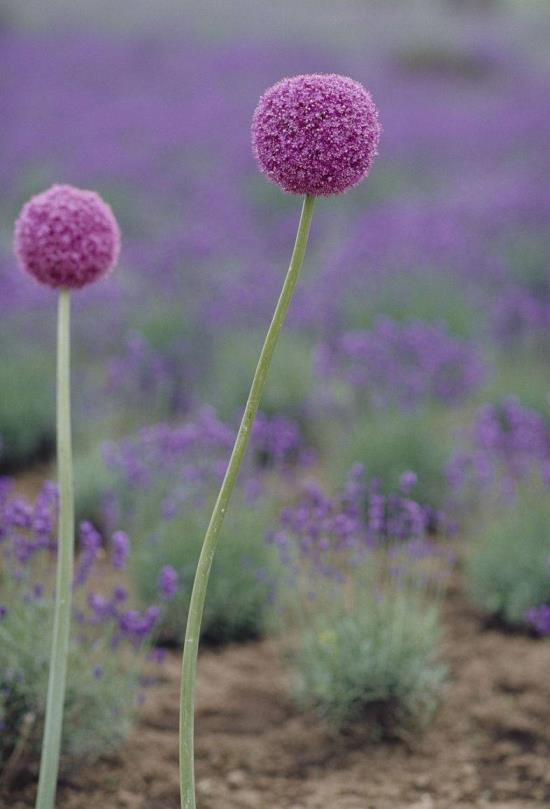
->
[269,466,431,583]
[158,565,178,601]
[0,480,162,649]
[447,398,550,504]
[316,318,484,410]
[251,412,310,469]
[14,184,120,290]
[252,74,380,196]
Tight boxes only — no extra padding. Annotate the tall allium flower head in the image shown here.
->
[14,184,120,289]
[251,73,380,196]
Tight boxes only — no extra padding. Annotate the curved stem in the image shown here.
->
[179,194,316,809]
[35,289,74,809]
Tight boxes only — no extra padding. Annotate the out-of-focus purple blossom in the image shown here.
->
[251,412,311,469]
[316,318,485,411]
[0,606,7,621]
[104,409,312,531]
[87,593,116,623]
[158,566,178,601]
[118,607,160,646]
[103,408,235,494]
[74,521,102,587]
[111,531,129,571]
[399,471,418,495]
[526,604,550,636]
[447,398,550,506]
[105,331,193,418]
[148,647,167,665]
[493,284,550,347]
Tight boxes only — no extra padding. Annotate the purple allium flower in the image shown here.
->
[14,184,120,289]
[158,565,178,601]
[251,74,380,196]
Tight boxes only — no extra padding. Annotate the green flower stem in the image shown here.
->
[35,289,74,809]
[179,193,316,809]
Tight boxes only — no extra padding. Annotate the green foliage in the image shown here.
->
[130,492,276,645]
[483,349,550,419]
[0,589,138,776]
[467,486,550,626]
[330,407,454,511]
[73,444,116,527]
[344,271,480,339]
[202,329,315,423]
[0,347,55,472]
[291,588,445,734]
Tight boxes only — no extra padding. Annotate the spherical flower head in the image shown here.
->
[251,73,381,196]
[14,184,120,289]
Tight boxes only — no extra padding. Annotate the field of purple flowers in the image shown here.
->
[1,2,549,807]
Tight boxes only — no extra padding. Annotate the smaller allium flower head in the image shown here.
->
[251,73,380,196]
[14,184,120,289]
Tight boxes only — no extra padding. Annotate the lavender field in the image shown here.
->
[1,2,549,808]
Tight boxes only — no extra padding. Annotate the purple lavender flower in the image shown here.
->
[14,184,120,290]
[399,471,418,494]
[252,74,380,196]
[158,565,178,601]
[74,522,102,587]
[447,397,550,506]
[119,607,160,644]
[270,466,431,584]
[316,318,484,410]
[111,531,129,571]
[526,605,550,636]
[251,412,306,468]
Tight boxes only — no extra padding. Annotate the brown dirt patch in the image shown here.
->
[3,579,550,809]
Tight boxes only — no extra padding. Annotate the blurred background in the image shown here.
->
[1,3,550,799]
[0,0,549,488]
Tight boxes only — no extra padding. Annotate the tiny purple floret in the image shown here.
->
[14,184,120,289]
[252,73,381,196]
[158,565,178,601]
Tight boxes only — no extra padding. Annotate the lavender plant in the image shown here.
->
[0,480,167,785]
[178,74,381,809]
[104,410,287,645]
[316,318,485,411]
[13,184,120,809]
[268,468,449,733]
[447,397,550,514]
[329,408,454,518]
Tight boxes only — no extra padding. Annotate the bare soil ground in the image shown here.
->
[4,575,550,809]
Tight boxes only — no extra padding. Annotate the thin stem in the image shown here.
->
[179,194,316,809]
[35,289,74,809]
